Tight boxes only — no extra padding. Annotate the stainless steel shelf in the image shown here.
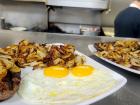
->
[14,0,47,4]
[48,0,109,9]
[15,0,109,9]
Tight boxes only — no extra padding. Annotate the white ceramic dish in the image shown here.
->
[88,44,140,75]
[10,27,27,31]
[1,46,127,105]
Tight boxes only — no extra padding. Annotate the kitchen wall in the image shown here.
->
[49,7,101,34]
[50,7,101,25]
[0,0,132,33]
[0,1,48,29]
[0,1,101,30]
[101,0,131,27]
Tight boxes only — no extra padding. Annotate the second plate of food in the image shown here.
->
[88,40,140,74]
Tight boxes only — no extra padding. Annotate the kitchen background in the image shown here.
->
[0,0,131,36]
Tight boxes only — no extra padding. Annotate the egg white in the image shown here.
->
[18,68,116,105]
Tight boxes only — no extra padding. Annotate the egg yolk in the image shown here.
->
[44,66,69,78]
[71,65,94,77]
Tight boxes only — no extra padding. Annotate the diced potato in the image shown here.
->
[0,58,14,69]
[0,67,7,80]
[10,64,21,73]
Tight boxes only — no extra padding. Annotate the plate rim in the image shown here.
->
[88,44,140,75]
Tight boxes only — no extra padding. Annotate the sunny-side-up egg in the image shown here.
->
[18,65,116,105]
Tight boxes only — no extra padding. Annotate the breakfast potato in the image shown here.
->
[95,40,140,70]
[0,68,7,80]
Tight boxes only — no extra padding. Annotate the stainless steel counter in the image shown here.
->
[0,30,140,105]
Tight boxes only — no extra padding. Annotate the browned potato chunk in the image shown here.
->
[10,64,21,73]
[0,67,7,80]
[0,58,14,69]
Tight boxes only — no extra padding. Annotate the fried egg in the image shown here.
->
[18,66,116,105]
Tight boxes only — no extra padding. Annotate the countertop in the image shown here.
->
[0,30,140,105]
[103,27,115,37]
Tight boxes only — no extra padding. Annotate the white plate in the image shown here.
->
[10,27,27,31]
[1,48,127,105]
[88,44,140,75]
